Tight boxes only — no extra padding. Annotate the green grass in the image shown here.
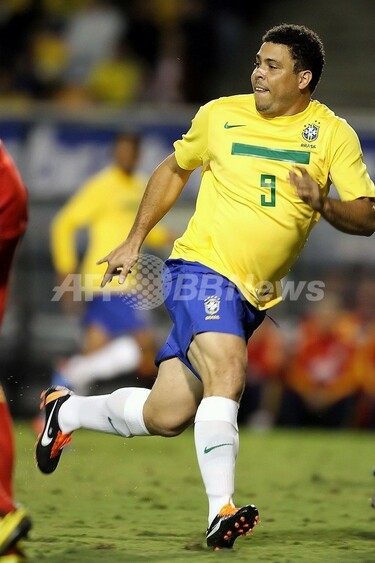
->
[13,424,375,562]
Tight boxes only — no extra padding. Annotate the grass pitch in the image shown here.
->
[14,423,375,562]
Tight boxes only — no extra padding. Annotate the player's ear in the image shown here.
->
[298,70,312,91]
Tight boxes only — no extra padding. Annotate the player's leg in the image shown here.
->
[0,150,31,557]
[0,237,32,555]
[189,331,247,516]
[157,258,263,548]
[35,356,202,474]
[0,386,32,556]
[188,331,259,549]
[62,356,202,437]
[0,386,15,516]
[143,357,203,435]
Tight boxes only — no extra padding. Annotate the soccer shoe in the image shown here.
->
[206,503,259,550]
[0,507,32,556]
[35,386,73,474]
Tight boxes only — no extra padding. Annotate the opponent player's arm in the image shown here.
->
[98,153,193,287]
[289,167,375,236]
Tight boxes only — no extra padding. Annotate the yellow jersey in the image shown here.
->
[51,165,169,293]
[171,94,374,309]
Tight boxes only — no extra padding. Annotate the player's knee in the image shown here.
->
[204,357,247,400]
[145,408,193,437]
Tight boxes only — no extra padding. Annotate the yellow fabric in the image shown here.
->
[87,60,143,105]
[171,94,375,309]
[51,165,169,293]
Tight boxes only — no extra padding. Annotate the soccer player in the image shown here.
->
[36,24,375,550]
[48,132,171,393]
[0,142,32,559]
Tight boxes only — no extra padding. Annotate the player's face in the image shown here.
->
[114,139,139,173]
[251,42,310,117]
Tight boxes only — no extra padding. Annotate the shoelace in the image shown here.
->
[218,504,238,517]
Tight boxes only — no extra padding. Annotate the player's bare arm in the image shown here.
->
[97,154,193,287]
[290,166,375,236]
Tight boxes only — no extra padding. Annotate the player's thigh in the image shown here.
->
[144,357,203,436]
[188,331,248,400]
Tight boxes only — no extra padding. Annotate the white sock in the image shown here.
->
[59,388,151,437]
[58,395,113,434]
[194,396,239,525]
[107,387,151,436]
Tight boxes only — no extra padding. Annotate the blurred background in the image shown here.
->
[1,0,375,430]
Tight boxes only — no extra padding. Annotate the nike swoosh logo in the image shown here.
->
[108,417,126,437]
[224,122,246,129]
[204,443,232,454]
[206,520,222,538]
[41,402,58,446]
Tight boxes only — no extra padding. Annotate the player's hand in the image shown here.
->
[289,166,324,211]
[96,242,139,287]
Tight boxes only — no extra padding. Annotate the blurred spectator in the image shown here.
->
[63,0,125,85]
[350,275,375,328]
[47,132,172,396]
[277,294,362,428]
[145,25,184,103]
[0,0,268,105]
[348,276,375,427]
[29,19,68,99]
[85,37,145,106]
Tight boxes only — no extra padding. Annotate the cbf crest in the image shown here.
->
[302,123,319,142]
[204,295,220,319]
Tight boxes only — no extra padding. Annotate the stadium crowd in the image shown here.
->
[0,0,375,432]
[241,273,375,430]
[0,0,264,106]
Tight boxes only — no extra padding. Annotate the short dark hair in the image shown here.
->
[113,131,141,149]
[262,24,325,93]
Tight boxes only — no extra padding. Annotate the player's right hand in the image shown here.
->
[96,242,139,287]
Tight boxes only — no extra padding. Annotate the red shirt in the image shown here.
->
[0,142,28,240]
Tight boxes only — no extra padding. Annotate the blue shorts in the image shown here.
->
[83,294,150,337]
[155,259,266,379]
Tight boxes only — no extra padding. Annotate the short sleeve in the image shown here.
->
[329,119,375,201]
[173,100,214,170]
